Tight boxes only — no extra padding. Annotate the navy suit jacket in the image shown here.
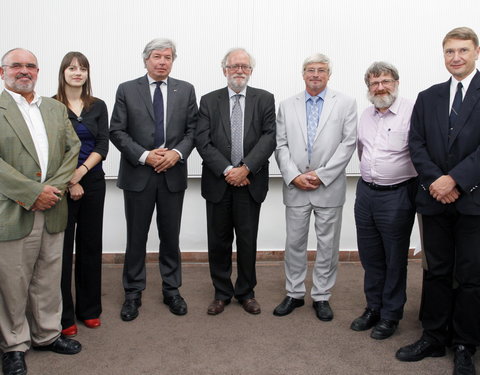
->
[409,70,480,215]
[110,75,198,192]
[195,86,276,204]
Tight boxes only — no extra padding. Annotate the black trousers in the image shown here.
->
[354,179,416,321]
[123,172,184,299]
[421,206,480,348]
[61,170,105,328]
[206,185,261,301]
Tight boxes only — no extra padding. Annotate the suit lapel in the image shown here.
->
[137,75,154,121]
[293,92,308,145]
[435,80,450,151]
[315,89,337,141]
[0,91,40,167]
[166,77,177,128]
[449,71,480,149]
[218,88,231,143]
[244,86,256,138]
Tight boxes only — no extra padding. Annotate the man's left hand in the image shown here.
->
[429,175,457,201]
[225,165,250,187]
[154,149,181,173]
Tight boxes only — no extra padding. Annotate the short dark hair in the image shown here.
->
[443,27,479,48]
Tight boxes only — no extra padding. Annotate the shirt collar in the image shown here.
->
[147,74,168,86]
[228,86,247,99]
[305,88,327,103]
[5,88,42,106]
[451,68,477,93]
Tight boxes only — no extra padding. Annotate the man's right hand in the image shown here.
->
[292,173,321,191]
[31,185,62,211]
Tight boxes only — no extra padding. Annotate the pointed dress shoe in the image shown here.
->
[83,318,101,328]
[350,308,380,331]
[207,299,231,315]
[453,345,476,375]
[61,324,78,337]
[2,351,27,375]
[120,298,141,321]
[396,337,446,362]
[370,319,398,340]
[273,296,305,316]
[241,298,261,314]
[33,335,82,355]
[163,295,188,316]
[313,300,333,321]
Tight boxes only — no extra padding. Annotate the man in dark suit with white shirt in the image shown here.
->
[396,27,480,375]
[195,48,276,315]
[110,38,198,321]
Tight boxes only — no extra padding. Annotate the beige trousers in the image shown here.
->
[0,212,63,352]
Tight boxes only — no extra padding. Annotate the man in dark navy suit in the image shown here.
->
[396,27,480,375]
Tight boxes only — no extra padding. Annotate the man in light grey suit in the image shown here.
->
[110,38,197,321]
[0,48,82,375]
[274,53,357,321]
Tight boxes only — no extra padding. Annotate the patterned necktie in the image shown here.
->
[307,96,320,161]
[153,81,164,147]
[231,94,243,166]
[449,82,463,135]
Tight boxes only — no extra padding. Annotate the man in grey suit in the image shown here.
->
[110,38,198,321]
[195,48,276,315]
[274,53,357,321]
[0,48,82,375]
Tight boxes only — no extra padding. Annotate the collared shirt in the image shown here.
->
[223,86,247,174]
[357,96,417,185]
[6,88,49,182]
[305,89,326,125]
[449,68,477,112]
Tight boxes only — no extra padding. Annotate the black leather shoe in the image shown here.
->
[2,351,26,375]
[396,337,446,362]
[370,319,398,340]
[120,298,141,321]
[350,308,380,331]
[313,301,333,321]
[453,345,476,375]
[163,295,188,316]
[273,296,304,316]
[33,335,81,355]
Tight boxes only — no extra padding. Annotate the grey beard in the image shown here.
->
[368,89,397,109]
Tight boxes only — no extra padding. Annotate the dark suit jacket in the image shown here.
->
[409,70,480,215]
[110,75,198,192]
[195,86,276,204]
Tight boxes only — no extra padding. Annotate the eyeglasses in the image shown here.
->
[2,63,38,71]
[304,68,329,75]
[225,64,252,72]
[368,79,397,89]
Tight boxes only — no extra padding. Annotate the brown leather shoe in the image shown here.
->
[207,299,231,315]
[241,298,261,314]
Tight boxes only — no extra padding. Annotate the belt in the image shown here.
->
[362,177,416,191]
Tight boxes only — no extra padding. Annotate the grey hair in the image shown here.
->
[302,53,331,74]
[1,48,37,66]
[221,48,256,69]
[364,61,399,86]
[142,38,177,62]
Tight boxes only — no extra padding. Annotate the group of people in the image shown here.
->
[0,25,479,375]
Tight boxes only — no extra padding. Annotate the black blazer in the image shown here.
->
[195,86,276,204]
[110,75,198,192]
[409,70,480,215]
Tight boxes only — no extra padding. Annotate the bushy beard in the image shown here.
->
[227,74,250,92]
[367,86,398,109]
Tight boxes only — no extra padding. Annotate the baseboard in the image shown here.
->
[100,249,422,264]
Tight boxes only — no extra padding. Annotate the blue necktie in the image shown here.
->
[153,81,164,148]
[449,82,463,135]
[307,96,320,162]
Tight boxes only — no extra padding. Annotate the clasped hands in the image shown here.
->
[146,148,180,173]
[225,165,250,187]
[429,175,460,204]
[292,171,322,190]
[31,185,62,211]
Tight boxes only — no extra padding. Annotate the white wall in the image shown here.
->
[2,0,478,253]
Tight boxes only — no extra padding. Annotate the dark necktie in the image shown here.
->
[153,81,164,147]
[449,82,463,134]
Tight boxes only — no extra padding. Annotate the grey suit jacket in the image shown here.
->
[195,86,276,204]
[275,89,357,207]
[110,75,198,192]
[0,90,80,241]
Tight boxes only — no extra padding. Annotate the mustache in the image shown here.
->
[16,73,32,80]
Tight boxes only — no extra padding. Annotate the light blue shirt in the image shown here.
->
[305,89,326,125]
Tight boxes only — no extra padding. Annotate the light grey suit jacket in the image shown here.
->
[275,89,357,207]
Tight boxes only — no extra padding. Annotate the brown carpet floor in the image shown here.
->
[24,261,477,375]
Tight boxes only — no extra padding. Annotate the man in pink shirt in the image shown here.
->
[350,62,417,340]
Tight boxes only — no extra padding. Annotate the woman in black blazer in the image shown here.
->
[55,52,108,337]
